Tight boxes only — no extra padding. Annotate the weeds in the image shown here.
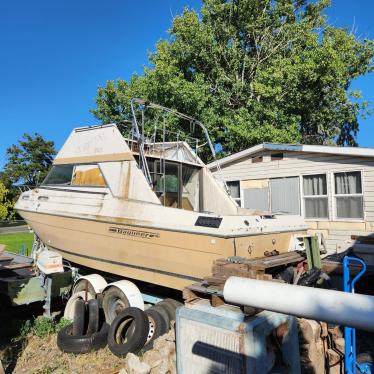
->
[19,317,71,339]
[1,317,71,373]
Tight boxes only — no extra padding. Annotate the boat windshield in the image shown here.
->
[42,164,107,187]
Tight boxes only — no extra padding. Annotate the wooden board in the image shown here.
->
[206,251,306,288]
[0,263,33,271]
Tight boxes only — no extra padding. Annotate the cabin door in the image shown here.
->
[154,160,181,208]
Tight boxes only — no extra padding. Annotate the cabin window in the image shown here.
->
[146,158,200,211]
[155,162,179,208]
[181,165,200,211]
[302,174,328,219]
[71,165,106,187]
[42,165,74,185]
[334,171,364,219]
[227,181,241,206]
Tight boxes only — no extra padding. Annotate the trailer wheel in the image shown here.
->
[87,299,100,334]
[72,299,86,336]
[57,322,109,354]
[143,308,167,352]
[108,307,149,357]
[103,287,130,324]
[151,304,170,331]
[64,291,94,321]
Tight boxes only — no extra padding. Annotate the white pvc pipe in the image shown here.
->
[223,277,374,332]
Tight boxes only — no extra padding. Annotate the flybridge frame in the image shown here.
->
[128,98,227,191]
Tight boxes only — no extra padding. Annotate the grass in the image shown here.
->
[0,232,34,254]
[19,317,71,339]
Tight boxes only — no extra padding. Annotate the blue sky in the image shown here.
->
[0,0,373,167]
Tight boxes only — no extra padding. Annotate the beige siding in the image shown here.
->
[213,151,374,253]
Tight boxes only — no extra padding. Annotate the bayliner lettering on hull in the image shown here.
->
[109,226,160,239]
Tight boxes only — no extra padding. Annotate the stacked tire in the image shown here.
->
[58,299,109,354]
[107,298,183,356]
[59,293,183,356]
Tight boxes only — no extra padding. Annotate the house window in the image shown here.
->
[227,181,241,205]
[302,174,328,219]
[270,177,300,215]
[334,171,364,219]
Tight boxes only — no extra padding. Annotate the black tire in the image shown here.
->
[163,298,183,320]
[356,352,374,373]
[165,298,183,309]
[143,308,168,352]
[102,287,130,324]
[151,304,170,330]
[108,307,149,357]
[73,299,86,336]
[157,300,176,322]
[57,323,109,354]
[87,299,100,335]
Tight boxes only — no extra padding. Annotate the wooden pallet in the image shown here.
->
[205,251,306,289]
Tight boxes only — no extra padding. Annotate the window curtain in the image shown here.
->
[303,174,328,218]
[303,174,327,196]
[335,172,362,194]
[336,196,363,219]
[305,198,328,218]
[335,171,363,218]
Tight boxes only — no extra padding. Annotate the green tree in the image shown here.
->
[0,183,10,220]
[1,133,56,187]
[91,0,374,159]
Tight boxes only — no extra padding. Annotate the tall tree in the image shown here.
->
[92,0,374,159]
[1,133,56,187]
[0,183,10,221]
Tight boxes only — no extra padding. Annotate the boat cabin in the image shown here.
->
[41,124,239,216]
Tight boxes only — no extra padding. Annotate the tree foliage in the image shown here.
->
[0,183,10,221]
[1,133,56,187]
[92,0,374,159]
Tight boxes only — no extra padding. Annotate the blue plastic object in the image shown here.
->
[358,362,374,374]
[343,256,373,374]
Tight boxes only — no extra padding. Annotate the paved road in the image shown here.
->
[0,225,29,234]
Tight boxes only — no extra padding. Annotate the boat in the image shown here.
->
[15,99,308,290]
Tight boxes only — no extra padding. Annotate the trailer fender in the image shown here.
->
[103,280,144,311]
[73,274,108,295]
